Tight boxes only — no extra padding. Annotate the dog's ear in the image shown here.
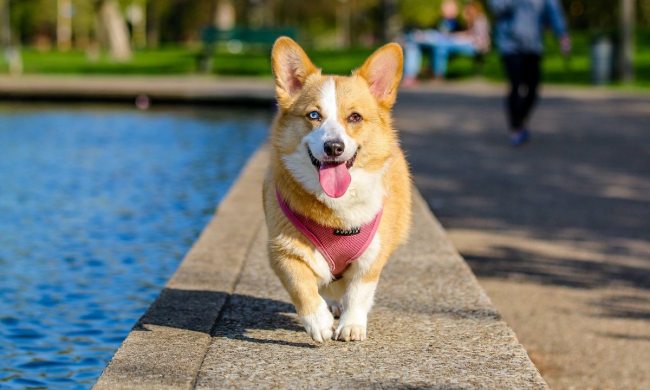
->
[355,43,403,108]
[272,37,319,106]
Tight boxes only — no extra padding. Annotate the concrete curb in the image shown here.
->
[1,76,648,106]
[0,76,275,106]
[95,146,548,389]
[94,146,268,389]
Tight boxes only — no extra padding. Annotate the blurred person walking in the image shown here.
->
[489,0,571,146]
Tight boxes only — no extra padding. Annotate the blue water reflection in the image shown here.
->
[0,105,270,388]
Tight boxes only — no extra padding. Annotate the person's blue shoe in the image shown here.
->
[509,129,530,147]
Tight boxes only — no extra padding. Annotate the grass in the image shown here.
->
[1,31,649,89]
[0,45,375,77]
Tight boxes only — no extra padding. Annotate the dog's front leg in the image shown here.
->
[334,276,378,341]
[334,235,387,342]
[271,254,334,343]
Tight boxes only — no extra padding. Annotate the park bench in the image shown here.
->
[197,27,297,73]
[417,44,486,79]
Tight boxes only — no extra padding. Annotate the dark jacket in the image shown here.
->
[489,0,568,54]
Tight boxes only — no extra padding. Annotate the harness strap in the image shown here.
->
[275,190,382,277]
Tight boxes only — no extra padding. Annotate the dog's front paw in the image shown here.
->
[300,301,334,343]
[334,322,367,341]
[335,310,368,341]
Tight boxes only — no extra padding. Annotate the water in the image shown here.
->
[0,105,270,389]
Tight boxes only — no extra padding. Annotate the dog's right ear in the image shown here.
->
[272,37,319,107]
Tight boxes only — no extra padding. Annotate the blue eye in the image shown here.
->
[307,111,321,121]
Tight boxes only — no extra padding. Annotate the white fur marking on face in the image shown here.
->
[300,299,334,343]
[280,77,391,227]
[304,78,358,162]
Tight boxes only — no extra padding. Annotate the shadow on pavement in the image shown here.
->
[464,247,650,290]
[133,288,313,348]
[591,294,650,320]
[397,92,650,293]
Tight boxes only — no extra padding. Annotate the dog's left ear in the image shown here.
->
[356,43,403,108]
[272,37,319,107]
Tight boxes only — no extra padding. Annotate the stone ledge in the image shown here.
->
[95,146,548,389]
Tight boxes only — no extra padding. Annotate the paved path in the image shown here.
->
[95,147,547,389]
[395,82,650,390]
[4,75,648,388]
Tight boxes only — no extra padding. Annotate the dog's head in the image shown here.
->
[271,37,403,200]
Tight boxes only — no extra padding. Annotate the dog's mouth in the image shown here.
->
[307,146,359,198]
[307,146,358,170]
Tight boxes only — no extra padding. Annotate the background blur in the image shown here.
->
[0,0,649,86]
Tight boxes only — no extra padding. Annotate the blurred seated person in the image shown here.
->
[437,0,463,34]
[402,1,490,85]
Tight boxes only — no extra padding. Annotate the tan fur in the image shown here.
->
[263,37,412,342]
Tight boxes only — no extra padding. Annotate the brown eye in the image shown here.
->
[348,112,362,123]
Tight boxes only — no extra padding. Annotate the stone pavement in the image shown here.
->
[95,147,547,389]
[395,82,650,390]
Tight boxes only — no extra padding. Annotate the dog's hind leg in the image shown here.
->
[320,280,346,318]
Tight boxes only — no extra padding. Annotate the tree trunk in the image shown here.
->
[381,0,401,42]
[96,0,132,61]
[214,0,235,29]
[57,0,73,51]
[619,0,635,82]
[0,0,10,47]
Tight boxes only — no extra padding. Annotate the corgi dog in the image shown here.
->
[262,37,412,343]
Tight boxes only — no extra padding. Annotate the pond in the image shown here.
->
[0,105,271,389]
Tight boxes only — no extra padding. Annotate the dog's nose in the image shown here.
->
[323,140,345,157]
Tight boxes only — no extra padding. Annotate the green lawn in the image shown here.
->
[1,31,649,89]
[0,46,375,77]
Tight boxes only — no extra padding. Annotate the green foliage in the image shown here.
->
[1,28,650,89]
[11,0,57,43]
[399,0,442,29]
[562,0,650,31]
[5,0,650,50]
[149,0,213,42]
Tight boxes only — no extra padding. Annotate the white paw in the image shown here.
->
[335,322,367,341]
[335,310,368,341]
[300,301,334,343]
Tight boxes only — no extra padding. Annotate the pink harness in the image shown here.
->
[276,190,382,278]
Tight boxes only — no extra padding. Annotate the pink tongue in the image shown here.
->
[318,162,351,198]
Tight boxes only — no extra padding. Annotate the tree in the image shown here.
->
[620,0,635,82]
[0,0,9,48]
[95,0,131,61]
